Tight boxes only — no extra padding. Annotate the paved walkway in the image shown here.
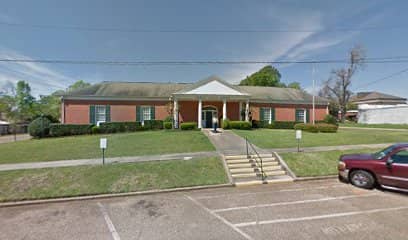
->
[270,143,392,153]
[0,151,218,172]
[202,129,266,155]
[0,134,31,144]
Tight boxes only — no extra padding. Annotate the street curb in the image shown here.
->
[0,183,233,208]
[294,175,338,181]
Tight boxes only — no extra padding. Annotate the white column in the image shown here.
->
[173,99,178,128]
[245,100,249,121]
[239,102,242,121]
[223,99,227,120]
[198,98,202,129]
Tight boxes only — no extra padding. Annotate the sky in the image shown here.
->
[0,0,408,98]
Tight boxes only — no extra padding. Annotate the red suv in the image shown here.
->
[338,143,408,191]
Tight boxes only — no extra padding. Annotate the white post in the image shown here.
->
[312,63,316,124]
[239,101,242,121]
[223,99,227,120]
[173,99,178,128]
[198,98,202,129]
[245,100,249,121]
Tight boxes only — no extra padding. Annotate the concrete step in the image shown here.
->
[225,154,274,160]
[230,168,255,174]
[231,172,257,178]
[234,175,293,187]
[227,163,254,168]
[256,165,281,171]
[226,159,251,164]
[232,170,286,179]
[260,161,279,166]
[252,157,276,161]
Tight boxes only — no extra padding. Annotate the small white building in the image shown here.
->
[351,92,408,124]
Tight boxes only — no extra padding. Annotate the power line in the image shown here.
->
[0,21,407,33]
[355,67,408,89]
[2,57,408,66]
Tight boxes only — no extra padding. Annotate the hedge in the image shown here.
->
[229,121,252,130]
[252,120,269,128]
[99,122,142,134]
[28,116,52,138]
[164,122,172,129]
[323,114,338,125]
[294,123,338,133]
[222,119,231,129]
[49,124,94,137]
[143,120,164,130]
[180,122,197,130]
[268,121,300,129]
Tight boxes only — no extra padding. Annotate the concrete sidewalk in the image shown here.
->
[270,143,392,153]
[0,134,31,144]
[340,126,408,131]
[0,151,218,171]
[202,129,266,155]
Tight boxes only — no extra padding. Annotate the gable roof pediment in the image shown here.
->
[174,76,248,96]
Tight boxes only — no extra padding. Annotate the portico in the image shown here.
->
[171,77,250,128]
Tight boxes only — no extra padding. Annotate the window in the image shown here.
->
[391,150,408,164]
[296,109,305,123]
[141,106,151,121]
[95,105,106,122]
[261,107,273,124]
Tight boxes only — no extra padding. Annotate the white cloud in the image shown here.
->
[0,48,75,97]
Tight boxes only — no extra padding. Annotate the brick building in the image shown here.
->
[62,76,329,128]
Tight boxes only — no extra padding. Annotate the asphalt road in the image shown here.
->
[1,179,407,240]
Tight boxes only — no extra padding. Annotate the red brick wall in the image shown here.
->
[250,103,328,122]
[178,101,240,123]
[63,99,169,124]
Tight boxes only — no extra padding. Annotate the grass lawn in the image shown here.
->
[280,149,380,177]
[0,131,215,164]
[340,122,408,129]
[233,128,408,149]
[0,157,227,202]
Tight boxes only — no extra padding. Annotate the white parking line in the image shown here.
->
[193,184,348,200]
[185,195,254,240]
[97,202,121,240]
[213,193,378,213]
[234,206,408,227]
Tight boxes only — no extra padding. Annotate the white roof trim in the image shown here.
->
[181,80,247,96]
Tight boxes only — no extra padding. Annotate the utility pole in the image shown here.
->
[312,63,316,125]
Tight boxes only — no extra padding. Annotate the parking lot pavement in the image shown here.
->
[1,179,407,240]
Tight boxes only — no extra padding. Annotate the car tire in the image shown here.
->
[350,170,375,189]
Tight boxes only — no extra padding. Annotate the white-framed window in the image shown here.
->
[262,108,271,123]
[296,109,306,123]
[95,105,106,122]
[141,106,151,121]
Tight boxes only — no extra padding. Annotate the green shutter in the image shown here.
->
[295,109,301,122]
[150,106,155,120]
[105,105,111,122]
[260,107,265,121]
[306,109,310,123]
[89,105,95,124]
[271,108,275,121]
[136,106,141,122]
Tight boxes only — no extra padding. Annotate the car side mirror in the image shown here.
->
[386,158,393,168]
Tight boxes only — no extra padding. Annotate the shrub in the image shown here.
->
[252,120,268,128]
[28,116,51,138]
[229,121,252,130]
[164,121,172,129]
[294,123,319,133]
[143,120,163,130]
[99,122,142,134]
[180,122,197,130]
[164,116,173,122]
[323,114,338,125]
[91,126,100,134]
[268,121,299,129]
[294,123,338,133]
[317,123,338,133]
[222,119,230,129]
[49,124,94,137]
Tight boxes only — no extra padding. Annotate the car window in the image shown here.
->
[374,146,396,159]
[391,150,408,164]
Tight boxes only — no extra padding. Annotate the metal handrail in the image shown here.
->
[245,137,267,181]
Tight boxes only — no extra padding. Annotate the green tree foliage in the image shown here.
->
[287,82,301,90]
[239,66,284,87]
[66,80,91,92]
[15,81,36,120]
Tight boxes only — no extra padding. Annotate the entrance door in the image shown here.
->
[202,106,218,128]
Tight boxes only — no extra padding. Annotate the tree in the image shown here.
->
[320,46,365,122]
[287,82,302,90]
[66,80,91,92]
[239,66,284,87]
[14,81,36,121]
